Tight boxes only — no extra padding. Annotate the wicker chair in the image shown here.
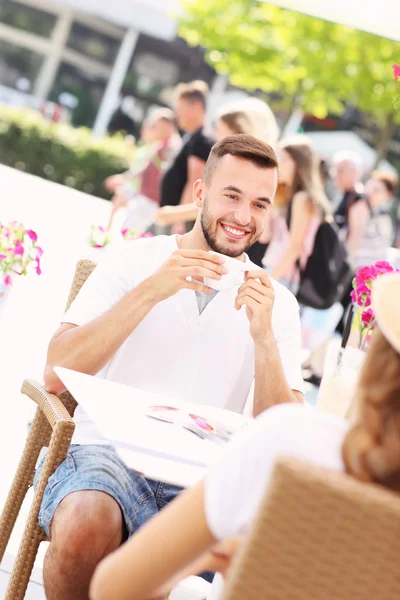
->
[222,456,400,600]
[0,259,96,600]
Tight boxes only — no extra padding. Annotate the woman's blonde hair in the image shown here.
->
[278,135,331,215]
[216,98,280,148]
[342,329,400,490]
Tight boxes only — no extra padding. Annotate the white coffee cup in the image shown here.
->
[204,251,246,292]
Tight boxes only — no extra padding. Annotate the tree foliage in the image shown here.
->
[179,0,400,160]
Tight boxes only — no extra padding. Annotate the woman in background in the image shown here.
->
[262,135,331,285]
[154,97,279,266]
[89,273,400,600]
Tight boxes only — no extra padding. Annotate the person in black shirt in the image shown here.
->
[331,150,366,333]
[158,96,280,260]
[332,151,366,235]
[160,81,214,233]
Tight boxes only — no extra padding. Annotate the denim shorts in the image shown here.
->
[34,444,182,539]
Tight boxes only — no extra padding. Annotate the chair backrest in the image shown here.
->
[65,259,97,312]
[58,259,96,416]
[222,457,400,600]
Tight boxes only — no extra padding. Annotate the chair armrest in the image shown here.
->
[21,379,74,430]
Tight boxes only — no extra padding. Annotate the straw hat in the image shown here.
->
[372,272,400,353]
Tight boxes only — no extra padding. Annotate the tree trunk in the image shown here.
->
[373,112,396,169]
[279,93,302,137]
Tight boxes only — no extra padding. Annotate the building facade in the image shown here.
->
[0,0,217,136]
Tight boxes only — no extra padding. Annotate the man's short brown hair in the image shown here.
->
[174,80,209,109]
[203,134,278,185]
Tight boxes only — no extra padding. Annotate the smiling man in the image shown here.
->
[38,134,304,600]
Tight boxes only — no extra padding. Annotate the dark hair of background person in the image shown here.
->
[174,80,209,110]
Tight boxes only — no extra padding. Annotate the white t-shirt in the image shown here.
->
[62,235,304,444]
[205,404,347,541]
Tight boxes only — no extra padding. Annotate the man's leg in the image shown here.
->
[35,444,159,600]
[44,490,123,600]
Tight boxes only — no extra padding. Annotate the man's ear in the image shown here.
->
[193,179,205,208]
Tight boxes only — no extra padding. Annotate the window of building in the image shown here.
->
[66,22,121,66]
[49,62,107,128]
[0,0,57,38]
[0,39,44,92]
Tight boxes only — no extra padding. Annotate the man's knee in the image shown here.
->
[49,490,124,564]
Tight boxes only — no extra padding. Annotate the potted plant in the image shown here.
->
[0,221,43,316]
[350,261,400,351]
[317,260,399,420]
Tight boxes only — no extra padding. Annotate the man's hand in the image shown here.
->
[145,249,228,302]
[235,270,275,345]
[104,174,125,192]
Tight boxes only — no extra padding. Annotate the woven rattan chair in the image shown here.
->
[222,456,400,600]
[0,259,96,600]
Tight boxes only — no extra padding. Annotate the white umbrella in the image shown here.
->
[263,0,400,41]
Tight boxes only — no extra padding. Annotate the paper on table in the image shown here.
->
[54,367,249,487]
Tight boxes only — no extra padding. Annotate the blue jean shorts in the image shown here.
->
[34,444,182,539]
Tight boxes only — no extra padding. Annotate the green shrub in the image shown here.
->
[0,106,129,199]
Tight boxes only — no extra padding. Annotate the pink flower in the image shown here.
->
[353,282,371,307]
[36,246,44,257]
[13,242,24,256]
[355,266,373,284]
[361,308,375,327]
[26,230,38,242]
[375,261,394,274]
[36,264,42,276]
[0,254,6,260]
[98,226,105,233]
[3,275,12,286]
[121,228,129,237]
[139,232,155,238]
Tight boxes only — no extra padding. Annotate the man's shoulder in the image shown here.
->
[270,278,299,311]
[99,235,176,272]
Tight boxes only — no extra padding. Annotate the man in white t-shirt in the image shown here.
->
[37,134,304,600]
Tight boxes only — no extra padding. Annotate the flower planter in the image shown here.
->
[316,340,366,420]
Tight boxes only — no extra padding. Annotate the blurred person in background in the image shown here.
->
[91,274,400,600]
[351,170,398,269]
[159,80,214,234]
[262,135,331,285]
[262,136,342,380]
[331,150,367,334]
[155,97,280,265]
[331,151,367,249]
[105,109,179,234]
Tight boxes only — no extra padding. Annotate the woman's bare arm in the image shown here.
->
[271,191,314,281]
[156,203,199,226]
[90,481,221,600]
[346,200,370,256]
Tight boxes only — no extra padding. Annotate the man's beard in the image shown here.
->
[200,199,260,258]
